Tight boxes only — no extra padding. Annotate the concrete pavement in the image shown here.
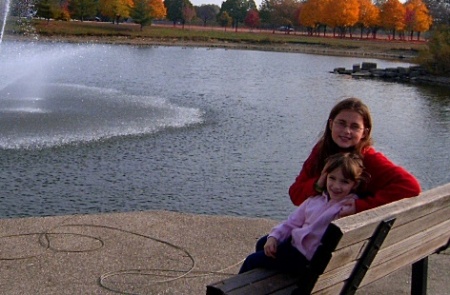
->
[0,210,449,294]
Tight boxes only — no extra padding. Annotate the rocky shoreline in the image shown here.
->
[333,62,450,88]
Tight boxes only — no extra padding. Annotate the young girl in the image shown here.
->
[239,152,369,274]
[289,97,421,216]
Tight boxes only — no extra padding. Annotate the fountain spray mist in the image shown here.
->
[0,0,11,44]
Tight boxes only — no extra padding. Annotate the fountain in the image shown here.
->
[0,0,11,44]
[0,0,203,150]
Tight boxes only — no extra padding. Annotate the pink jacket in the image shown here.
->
[268,193,358,260]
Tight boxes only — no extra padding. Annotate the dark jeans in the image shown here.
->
[239,235,309,274]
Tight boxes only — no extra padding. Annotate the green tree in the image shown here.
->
[132,0,166,30]
[36,0,52,22]
[220,0,256,31]
[195,4,220,26]
[270,0,300,32]
[218,11,232,30]
[131,0,153,29]
[164,0,193,25]
[68,0,97,21]
[258,0,272,28]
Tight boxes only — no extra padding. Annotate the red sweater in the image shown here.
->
[289,144,421,213]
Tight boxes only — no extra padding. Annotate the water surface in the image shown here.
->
[0,42,448,220]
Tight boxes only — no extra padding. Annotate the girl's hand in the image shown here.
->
[264,237,278,258]
[317,162,331,189]
[339,198,356,218]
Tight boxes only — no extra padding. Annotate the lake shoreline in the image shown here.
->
[5,34,418,61]
[7,33,448,87]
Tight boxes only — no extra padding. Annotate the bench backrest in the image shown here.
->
[308,183,450,294]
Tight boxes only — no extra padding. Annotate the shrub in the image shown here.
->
[417,25,450,76]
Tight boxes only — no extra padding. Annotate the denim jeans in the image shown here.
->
[239,235,309,274]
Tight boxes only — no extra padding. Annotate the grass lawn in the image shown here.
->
[5,18,427,59]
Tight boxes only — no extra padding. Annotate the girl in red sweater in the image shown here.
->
[289,97,421,215]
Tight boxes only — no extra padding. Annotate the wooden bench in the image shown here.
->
[206,183,450,295]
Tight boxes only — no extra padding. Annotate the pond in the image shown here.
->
[0,41,449,220]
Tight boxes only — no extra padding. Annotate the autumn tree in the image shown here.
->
[404,0,432,40]
[53,0,71,20]
[68,0,98,21]
[244,9,260,29]
[131,0,166,30]
[324,0,360,37]
[98,0,134,24]
[357,0,380,38]
[195,4,220,26]
[298,0,329,36]
[380,0,406,39]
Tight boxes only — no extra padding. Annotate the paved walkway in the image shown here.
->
[1,210,449,294]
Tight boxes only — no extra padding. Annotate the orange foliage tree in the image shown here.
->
[297,0,432,40]
[298,0,329,36]
[324,0,360,37]
[98,0,134,23]
[404,0,432,40]
[357,0,380,38]
[380,0,406,39]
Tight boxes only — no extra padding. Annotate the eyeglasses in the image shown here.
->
[332,120,364,133]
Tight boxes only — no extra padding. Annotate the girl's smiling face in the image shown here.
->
[326,167,357,200]
[329,110,367,149]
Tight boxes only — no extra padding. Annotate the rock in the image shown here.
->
[332,62,450,88]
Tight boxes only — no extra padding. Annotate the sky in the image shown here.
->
[191,0,263,8]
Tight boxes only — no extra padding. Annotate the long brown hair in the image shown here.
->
[314,98,373,175]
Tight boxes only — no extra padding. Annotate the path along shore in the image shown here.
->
[1,210,449,294]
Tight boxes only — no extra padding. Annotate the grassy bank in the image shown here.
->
[5,19,427,60]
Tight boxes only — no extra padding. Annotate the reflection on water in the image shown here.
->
[0,41,448,219]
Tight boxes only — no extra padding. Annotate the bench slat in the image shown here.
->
[323,204,450,273]
[361,234,449,288]
[206,268,282,294]
[312,262,356,293]
[382,205,450,248]
[313,219,450,293]
[312,281,345,295]
[373,219,450,267]
[225,272,298,295]
[333,189,450,249]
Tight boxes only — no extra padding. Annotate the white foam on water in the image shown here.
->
[0,82,204,149]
